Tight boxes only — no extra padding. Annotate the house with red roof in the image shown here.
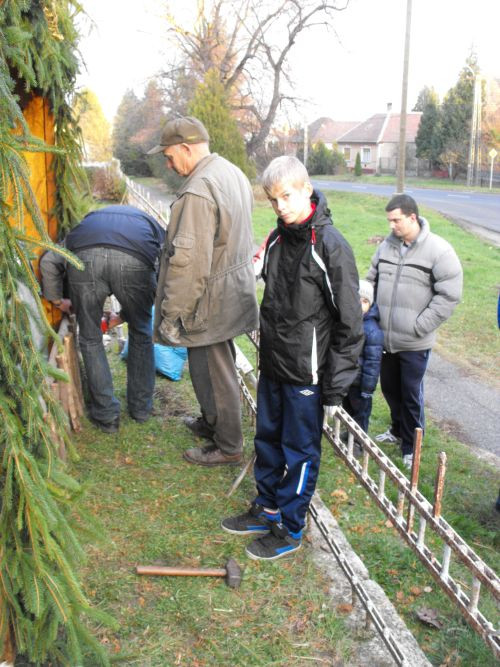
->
[336,105,422,173]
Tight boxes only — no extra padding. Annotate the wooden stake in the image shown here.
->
[432,452,447,519]
[406,427,423,534]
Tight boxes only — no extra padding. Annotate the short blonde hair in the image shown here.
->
[261,156,310,194]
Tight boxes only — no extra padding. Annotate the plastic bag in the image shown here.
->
[121,339,187,381]
[120,306,187,381]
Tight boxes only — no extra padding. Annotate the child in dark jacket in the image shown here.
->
[343,280,384,433]
[221,156,364,561]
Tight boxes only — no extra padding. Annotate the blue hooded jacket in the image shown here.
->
[356,303,384,396]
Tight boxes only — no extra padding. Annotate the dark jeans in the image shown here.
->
[68,247,156,424]
[380,349,430,456]
[342,386,373,433]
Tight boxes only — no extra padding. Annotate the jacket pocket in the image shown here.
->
[181,286,210,334]
[170,234,194,268]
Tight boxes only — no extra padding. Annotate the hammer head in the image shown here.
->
[225,558,242,588]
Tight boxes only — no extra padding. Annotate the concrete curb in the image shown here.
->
[310,492,432,666]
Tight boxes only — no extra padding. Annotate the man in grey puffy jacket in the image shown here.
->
[366,194,463,469]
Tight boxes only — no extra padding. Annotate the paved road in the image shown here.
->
[312,179,500,242]
[425,353,500,465]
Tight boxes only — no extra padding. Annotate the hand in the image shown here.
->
[323,404,339,427]
[108,312,123,329]
[159,318,182,345]
[54,298,72,314]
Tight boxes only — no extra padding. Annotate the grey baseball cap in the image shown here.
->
[146,116,210,154]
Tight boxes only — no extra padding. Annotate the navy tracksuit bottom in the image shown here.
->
[253,374,324,534]
[380,349,430,456]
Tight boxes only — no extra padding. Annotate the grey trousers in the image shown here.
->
[188,340,243,455]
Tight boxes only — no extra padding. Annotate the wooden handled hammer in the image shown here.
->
[136,558,242,588]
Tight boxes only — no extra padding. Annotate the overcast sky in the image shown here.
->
[76,0,499,125]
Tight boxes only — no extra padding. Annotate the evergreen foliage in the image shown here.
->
[439,60,475,177]
[354,152,362,176]
[188,69,255,179]
[112,89,152,176]
[306,141,345,175]
[415,89,443,168]
[0,1,114,663]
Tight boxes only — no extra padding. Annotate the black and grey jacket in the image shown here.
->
[259,190,364,406]
[366,217,463,353]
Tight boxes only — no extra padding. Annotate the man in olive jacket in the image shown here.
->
[367,194,463,469]
[148,116,259,466]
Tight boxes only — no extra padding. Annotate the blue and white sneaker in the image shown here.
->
[245,522,302,561]
[221,503,280,535]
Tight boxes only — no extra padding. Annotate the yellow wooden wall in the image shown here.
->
[21,95,61,327]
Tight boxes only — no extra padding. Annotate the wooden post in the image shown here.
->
[406,427,422,534]
[1,623,16,666]
[432,452,447,519]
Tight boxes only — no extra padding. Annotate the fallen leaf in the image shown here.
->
[385,519,393,528]
[396,591,405,601]
[388,569,399,576]
[331,489,349,502]
[410,586,423,596]
[424,586,433,593]
[336,603,353,614]
[416,607,444,629]
[124,456,134,464]
[138,596,146,607]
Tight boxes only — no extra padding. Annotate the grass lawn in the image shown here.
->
[69,191,498,665]
[74,361,353,666]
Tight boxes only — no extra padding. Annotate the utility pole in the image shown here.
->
[466,65,482,187]
[303,120,309,167]
[396,0,412,193]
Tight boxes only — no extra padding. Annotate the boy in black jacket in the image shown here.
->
[342,280,384,433]
[222,156,363,561]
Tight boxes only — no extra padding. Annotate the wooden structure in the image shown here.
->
[18,93,63,329]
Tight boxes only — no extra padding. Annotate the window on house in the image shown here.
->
[343,146,351,161]
[362,147,371,163]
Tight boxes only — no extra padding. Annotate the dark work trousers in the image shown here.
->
[187,340,243,456]
[342,386,373,433]
[68,247,156,424]
[380,349,430,456]
[253,375,324,534]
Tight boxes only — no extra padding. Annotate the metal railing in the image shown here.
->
[124,177,169,229]
[236,331,500,661]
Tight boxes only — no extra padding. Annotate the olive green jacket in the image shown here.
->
[153,153,258,347]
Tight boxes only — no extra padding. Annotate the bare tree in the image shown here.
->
[161,0,349,160]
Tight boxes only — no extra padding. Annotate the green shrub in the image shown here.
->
[85,163,126,201]
[354,152,362,176]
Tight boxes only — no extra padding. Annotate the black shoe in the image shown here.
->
[183,415,215,440]
[246,522,302,561]
[130,412,150,423]
[90,416,119,434]
[221,503,280,535]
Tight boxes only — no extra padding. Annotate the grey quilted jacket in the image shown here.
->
[366,217,463,353]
